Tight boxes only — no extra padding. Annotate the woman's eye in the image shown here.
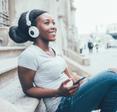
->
[44,21,55,25]
[44,22,49,25]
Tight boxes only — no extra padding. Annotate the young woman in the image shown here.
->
[9,9,117,112]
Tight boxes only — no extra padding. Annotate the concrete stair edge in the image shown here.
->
[0,58,18,75]
[0,46,25,58]
[64,56,91,77]
[63,49,90,66]
[0,46,25,50]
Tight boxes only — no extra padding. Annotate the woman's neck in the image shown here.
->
[34,38,49,51]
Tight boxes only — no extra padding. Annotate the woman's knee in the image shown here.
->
[78,70,117,94]
[94,70,117,84]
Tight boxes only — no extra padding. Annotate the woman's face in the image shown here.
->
[36,13,57,41]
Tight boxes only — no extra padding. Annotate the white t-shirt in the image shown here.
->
[18,45,69,112]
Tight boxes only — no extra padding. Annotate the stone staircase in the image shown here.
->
[64,56,91,77]
[0,47,39,112]
[63,49,90,66]
[63,49,91,77]
[0,46,25,58]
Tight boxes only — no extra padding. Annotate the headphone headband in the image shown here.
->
[25,10,40,38]
[26,10,31,26]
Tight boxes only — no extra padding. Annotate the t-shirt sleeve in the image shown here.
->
[18,52,38,71]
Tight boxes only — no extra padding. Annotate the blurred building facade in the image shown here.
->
[0,0,79,52]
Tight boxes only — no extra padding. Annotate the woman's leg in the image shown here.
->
[99,85,117,112]
[56,71,117,112]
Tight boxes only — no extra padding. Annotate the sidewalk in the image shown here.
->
[80,48,117,75]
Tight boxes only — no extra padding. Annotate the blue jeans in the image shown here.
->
[56,71,117,112]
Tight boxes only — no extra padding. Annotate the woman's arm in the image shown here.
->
[18,66,59,98]
[64,66,82,82]
[18,66,78,98]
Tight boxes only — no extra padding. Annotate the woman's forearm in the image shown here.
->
[64,68,73,78]
[25,87,59,98]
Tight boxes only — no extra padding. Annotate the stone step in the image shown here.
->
[0,75,39,112]
[0,58,39,112]
[0,58,17,75]
[63,49,90,66]
[0,58,18,88]
[64,56,91,77]
[0,46,25,58]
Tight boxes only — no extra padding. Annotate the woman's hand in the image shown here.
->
[57,79,80,96]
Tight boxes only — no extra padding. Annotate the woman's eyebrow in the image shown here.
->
[42,18,55,22]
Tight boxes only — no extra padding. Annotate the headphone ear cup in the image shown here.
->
[28,26,39,38]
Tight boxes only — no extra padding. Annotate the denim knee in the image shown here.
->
[90,70,117,84]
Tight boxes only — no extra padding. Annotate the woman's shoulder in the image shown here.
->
[19,45,37,59]
[18,45,39,70]
[24,44,42,53]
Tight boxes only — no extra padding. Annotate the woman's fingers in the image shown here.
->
[58,79,80,96]
[69,88,77,94]
[62,79,71,85]
[68,84,80,95]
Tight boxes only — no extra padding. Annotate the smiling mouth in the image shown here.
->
[49,32,56,35]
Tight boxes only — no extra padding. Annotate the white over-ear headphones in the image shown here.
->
[26,10,39,38]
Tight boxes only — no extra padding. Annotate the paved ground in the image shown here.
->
[81,48,117,75]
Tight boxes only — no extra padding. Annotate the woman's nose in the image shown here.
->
[50,24,57,31]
